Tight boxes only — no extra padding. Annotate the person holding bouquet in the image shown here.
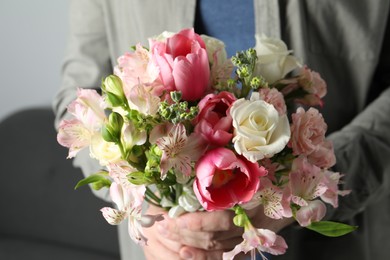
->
[54,0,390,259]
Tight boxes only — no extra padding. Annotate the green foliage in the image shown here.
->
[158,91,198,124]
[231,48,262,98]
[306,221,358,237]
[74,172,112,190]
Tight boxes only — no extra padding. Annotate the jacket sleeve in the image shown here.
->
[52,0,112,201]
[326,9,390,221]
[327,86,390,221]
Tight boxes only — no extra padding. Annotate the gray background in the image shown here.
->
[0,0,68,121]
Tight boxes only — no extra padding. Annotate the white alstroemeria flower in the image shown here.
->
[100,183,163,245]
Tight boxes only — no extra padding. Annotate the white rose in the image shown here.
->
[90,134,122,166]
[254,34,301,84]
[230,92,291,162]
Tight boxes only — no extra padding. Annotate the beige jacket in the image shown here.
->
[53,1,390,259]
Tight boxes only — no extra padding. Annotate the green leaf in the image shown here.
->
[306,221,358,237]
[74,172,111,190]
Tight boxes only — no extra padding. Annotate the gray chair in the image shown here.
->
[0,108,120,260]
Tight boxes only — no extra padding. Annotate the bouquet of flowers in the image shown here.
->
[57,28,355,259]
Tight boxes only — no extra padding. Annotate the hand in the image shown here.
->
[142,205,182,260]
[157,210,246,259]
[246,205,295,233]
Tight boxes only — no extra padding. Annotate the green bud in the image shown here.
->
[233,214,247,227]
[108,112,124,131]
[106,92,123,107]
[103,75,124,97]
[101,125,117,142]
[171,91,182,102]
[131,145,143,157]
[250,77,261,89]
[127,171,149,185]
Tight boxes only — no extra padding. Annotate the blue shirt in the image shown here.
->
[195,0,255,57]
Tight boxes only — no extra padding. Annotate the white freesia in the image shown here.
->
[230,92,291,162]
[90,134,122,166]
[254,34,301,84]
[167,185,202,218]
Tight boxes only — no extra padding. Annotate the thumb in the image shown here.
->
[179,246,223,260]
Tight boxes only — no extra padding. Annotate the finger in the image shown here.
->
[179,246,223,260]
[179,246,249,260]
[179,232,243,251]
[177,210,236,232]
[143,241,181,260]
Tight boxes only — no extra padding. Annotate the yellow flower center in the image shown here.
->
[212,169,236,188]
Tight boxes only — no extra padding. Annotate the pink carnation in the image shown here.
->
[307,140,336,168]
[193,147,267,211]
[193,91,236,146]
[289,107,327,156]
[294,66,327,107]
[259,87,287,116]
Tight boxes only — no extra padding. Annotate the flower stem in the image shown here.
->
[145,186,161,204]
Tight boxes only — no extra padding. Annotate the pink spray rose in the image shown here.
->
[150,28,210,101]
[193,147,267,211]
[193,91,236,146]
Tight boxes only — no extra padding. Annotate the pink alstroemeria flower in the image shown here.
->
[320,170,351,208]
[288,156,328,226]
[57,88,106,158]
[194,91,236,146]
[223,224,287,260]
[57,119,91,158]
[243,178,292,220]
[68,88,106,130]
[107,161,146,207]
[150,28,210,101]
[194,147,267,211]
[100,183,162,245]
[156,123,208,180]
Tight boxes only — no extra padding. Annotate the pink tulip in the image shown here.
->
[193,91,236,146]
[193,147,267,211]
[150,28,210,101]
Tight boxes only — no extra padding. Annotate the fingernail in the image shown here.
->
[180,249,193,260]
